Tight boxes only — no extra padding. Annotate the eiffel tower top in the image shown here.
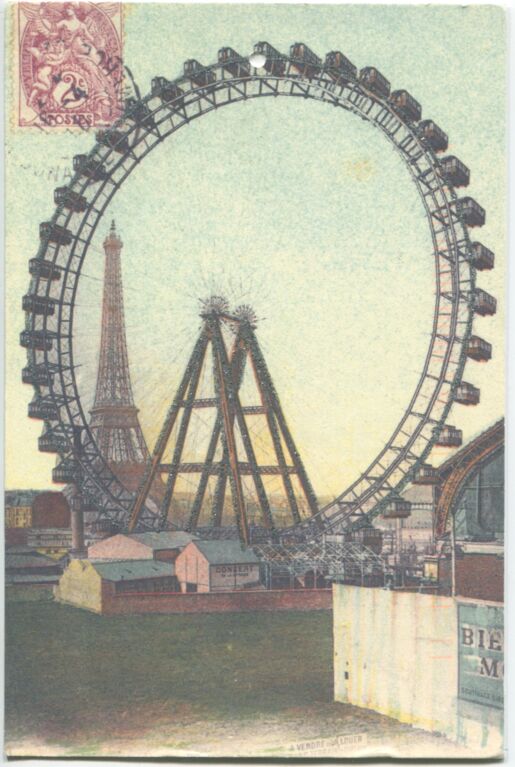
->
[104,219,122,249]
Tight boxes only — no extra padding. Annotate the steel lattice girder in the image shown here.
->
[253,541,385,578]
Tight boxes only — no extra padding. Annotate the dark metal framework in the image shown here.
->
[434,419,504,537]
[253,540,385,586]
[21,42,493,535]
[127,304,319,545]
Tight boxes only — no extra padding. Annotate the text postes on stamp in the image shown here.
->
[17,2,123,129]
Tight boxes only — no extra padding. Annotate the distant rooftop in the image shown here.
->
[129,531,198,550]
[91,559,174,582]
[6,573,60,585]
[4,489,43,507]
[6,552,61,570]
[191,540,261,565]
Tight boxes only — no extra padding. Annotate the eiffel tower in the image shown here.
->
[127,297,319,544]
[89,221,164,506]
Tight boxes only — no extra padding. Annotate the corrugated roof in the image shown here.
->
[6,553,60,570]
[191,540,261,565]
[6,573,59,585]
[5,544,37,554]
[4,489,41,507]
[91,559,175,582]
[129,531,197,550]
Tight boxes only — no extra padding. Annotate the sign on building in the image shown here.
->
[210,563,260,591]
[458,602,503,710]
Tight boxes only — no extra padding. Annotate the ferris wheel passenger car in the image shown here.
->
[440,155,470,188]
[389,89,422,122]
[218,48,250,78]
[289,43,323,78]
[124,98,156,130]
[359,66,391,98]
[73,154,109,182]
[184,59,216,88]
[419,119,448,152]
[457,197,485,227]
[95,129,130,155]
[469,242,495,271]
[151,77,185,108]
[466,335,492,362]
[39,221,73,246]
[54,186,88,212]
[253,42,287,76]
[434,425,463,448]
[324,51,357,84]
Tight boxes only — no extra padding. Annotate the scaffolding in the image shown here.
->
[253,540,385,588]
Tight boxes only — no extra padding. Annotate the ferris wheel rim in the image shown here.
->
[22,49,479,533]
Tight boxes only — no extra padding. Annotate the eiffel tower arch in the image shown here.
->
[128,298,320,545]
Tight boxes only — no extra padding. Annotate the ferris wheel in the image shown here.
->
[21,41,496,536]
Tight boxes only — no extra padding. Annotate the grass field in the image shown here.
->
[5,601,468,758]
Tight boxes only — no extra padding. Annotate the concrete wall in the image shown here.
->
[333,585,503,756]
[102,587,333,615]
[334,585,458,738]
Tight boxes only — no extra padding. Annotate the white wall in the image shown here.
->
[333,586,503,757]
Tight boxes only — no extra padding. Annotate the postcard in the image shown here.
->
[4,2,506,759]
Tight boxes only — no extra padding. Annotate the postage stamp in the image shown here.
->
[16,2,123,129]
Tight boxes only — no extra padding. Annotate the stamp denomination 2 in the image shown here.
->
[17,2,123,129]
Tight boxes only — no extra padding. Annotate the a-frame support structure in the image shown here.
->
[127,301,319,545]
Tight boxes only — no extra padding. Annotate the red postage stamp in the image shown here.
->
[16,2,123,129]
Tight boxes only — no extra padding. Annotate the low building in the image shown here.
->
[6,547,64,587]
[55,559,178,613]
[87,530,197,562]
[27,527,73,558]
[175,540,263,593]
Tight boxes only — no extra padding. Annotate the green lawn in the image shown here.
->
[6,602,333,747]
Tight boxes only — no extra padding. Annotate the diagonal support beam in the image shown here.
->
[127,330,209,532]
[209,317,249,546]
[247,334,301,525]
[159,332,210,527]
[245,325,319,518]
[186,332,247,531]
